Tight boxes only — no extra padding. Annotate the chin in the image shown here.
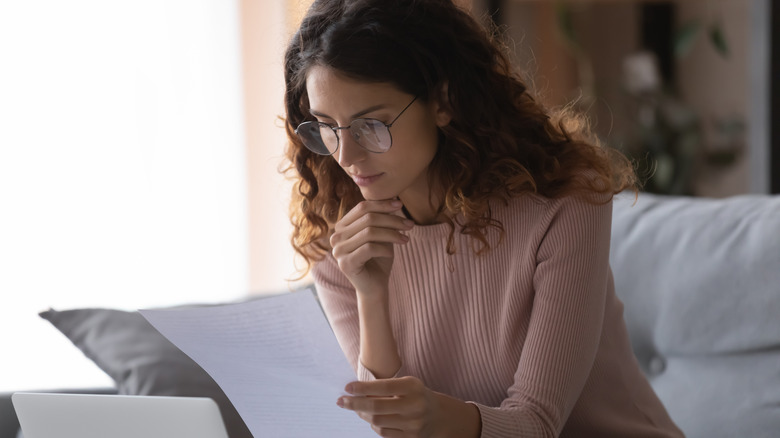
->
[359,187,398,202]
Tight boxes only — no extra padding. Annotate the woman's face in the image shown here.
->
[305,65,450,204]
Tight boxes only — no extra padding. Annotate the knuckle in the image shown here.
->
[355,226,372,240]
[411,397,427,413]
[336,258,351,272]
[410,418,425,432]
[363,212,385,226]
[403,376,422,390]
[365,242,385,254]
[357,212,373,227]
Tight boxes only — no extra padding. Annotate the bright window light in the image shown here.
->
[0,0,247,391]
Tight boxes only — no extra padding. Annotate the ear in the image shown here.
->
[429,82,452,128]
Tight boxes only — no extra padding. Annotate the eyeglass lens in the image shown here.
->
[297,119,392,155]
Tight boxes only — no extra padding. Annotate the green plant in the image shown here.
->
[553,1,742,195]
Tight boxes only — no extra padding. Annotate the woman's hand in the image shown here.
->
[330,199,414,294]
[337,377,481,438]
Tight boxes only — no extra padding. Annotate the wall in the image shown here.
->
[241,0,305,294]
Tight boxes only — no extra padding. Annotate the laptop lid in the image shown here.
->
[12,393,228,438]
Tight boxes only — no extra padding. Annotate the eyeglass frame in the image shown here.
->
[295,96,418,156]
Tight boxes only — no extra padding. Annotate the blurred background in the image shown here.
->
[481,0,773,198]
[0,0,776,392]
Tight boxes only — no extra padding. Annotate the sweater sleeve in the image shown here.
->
[311,253,407,382]
[311,254,362,374]
[472,195,613,437]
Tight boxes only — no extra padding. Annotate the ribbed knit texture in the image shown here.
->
[313,194,683,437]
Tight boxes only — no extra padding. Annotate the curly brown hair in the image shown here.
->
[283,0,637,274]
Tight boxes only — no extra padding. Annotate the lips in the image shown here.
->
[350,172,384,187]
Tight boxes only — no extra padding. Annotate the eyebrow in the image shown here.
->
[308,103,389,120]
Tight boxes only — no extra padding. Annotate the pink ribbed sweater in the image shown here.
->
[312,194,683,437]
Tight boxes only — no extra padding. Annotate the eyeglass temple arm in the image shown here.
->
[386,96,418,127]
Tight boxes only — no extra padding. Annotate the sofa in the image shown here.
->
[608,192,780,437]
[1,192,778,438]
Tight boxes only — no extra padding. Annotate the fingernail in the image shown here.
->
[403,219,414,227]
[390,200,402,207]
[345,383,354,393]
[337,397,345,408]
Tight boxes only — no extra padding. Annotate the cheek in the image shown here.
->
[389,136,437,170]
[401,120,440,158]
[418,125,441,162]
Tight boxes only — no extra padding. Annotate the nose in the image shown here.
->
[336,131,366,168]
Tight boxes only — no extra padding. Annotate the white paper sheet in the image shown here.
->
[140,289,375,438]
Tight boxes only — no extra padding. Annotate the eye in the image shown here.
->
[311,115,335,126]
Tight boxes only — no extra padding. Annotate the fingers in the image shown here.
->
[336,378,426,413]
[370,424,405,438]
[329,199,415,290]
[338,378,437,436]
[337,378,423,412]
[329,201,414,280]
[346,376,424,397]
[331,201,414,249]
[339,199,404,229]
[363,413,423,434]
[332,226,408,259]
[338,395,411,416]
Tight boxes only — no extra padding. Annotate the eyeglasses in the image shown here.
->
[295,96,418,156]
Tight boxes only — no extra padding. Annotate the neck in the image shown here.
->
[399,190,446,225]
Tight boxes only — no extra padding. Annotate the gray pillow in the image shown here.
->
[39,308,252,438]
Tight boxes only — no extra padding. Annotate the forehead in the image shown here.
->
[305,65,403,110]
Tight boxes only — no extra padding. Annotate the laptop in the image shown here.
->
[12,393,229,438]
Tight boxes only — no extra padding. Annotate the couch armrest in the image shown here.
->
[0,388,116,438]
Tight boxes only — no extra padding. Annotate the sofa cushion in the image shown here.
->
[610,192,780,438]
[39,308,252,438]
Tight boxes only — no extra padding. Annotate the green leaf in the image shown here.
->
[709,23,729,58]
[674,20,701,58]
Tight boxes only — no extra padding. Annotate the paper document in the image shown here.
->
[140,289,374,438]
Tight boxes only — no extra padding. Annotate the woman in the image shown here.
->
[283,0,683,436]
